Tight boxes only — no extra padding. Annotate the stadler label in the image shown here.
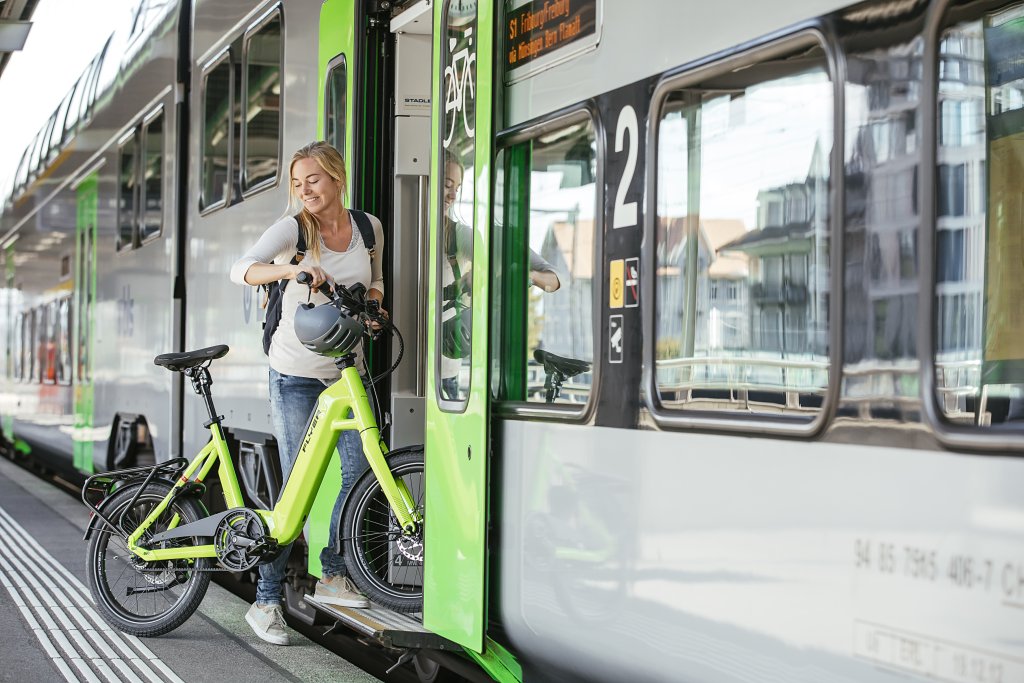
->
[504,0,597,71]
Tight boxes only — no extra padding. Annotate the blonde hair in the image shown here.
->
[288,141,348,263]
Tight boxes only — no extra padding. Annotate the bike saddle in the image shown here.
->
[154,345,229,372]
[533,349,591,380]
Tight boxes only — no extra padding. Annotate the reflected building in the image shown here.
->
[538,219,594,361]
[935,24,987,420]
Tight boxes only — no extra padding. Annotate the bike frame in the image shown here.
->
[125,363,422,563]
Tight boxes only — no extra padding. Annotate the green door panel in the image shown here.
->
[73,174,98,474]
[424,0,495,653]
[306,0,359,578]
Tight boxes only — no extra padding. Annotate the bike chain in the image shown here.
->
[119,558,242,574]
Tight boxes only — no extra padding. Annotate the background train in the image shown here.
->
[1,0,1023,682]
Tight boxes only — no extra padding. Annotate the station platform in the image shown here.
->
[0,456,384,683]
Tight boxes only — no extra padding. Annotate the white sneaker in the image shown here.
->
[245,602,290,645]
[313,575,370,608]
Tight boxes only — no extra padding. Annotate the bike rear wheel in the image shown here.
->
[342,448,424,613]
[86,481,212,637]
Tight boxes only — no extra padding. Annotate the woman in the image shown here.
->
[229,141,385,646]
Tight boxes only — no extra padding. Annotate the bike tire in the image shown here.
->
[341,448,424,613]
[86,481,212,637]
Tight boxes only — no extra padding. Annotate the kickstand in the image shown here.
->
[322,621,342,637]
[384,650,416,675]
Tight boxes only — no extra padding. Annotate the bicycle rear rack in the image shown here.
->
[82,458,190,539]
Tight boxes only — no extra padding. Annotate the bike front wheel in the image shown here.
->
[86,481,212,637]
[342,448,424,613]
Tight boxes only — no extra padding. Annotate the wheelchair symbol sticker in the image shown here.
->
[609,314,623,364]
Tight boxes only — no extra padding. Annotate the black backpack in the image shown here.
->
[261,210,376,354]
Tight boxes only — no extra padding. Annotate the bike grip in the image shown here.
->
[296,270,334,297]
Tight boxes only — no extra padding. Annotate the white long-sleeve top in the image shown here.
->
[231,213,385,380]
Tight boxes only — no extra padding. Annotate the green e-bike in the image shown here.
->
[82,274,424,637]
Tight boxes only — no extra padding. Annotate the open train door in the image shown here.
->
[424,0,495,654]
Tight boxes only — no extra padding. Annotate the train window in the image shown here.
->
[201,54,232,210]
[140,111,164,243]
[652,40,832,421]
[436,0,478,407]
[32,307,42,383]
[118,132,138,251]
[242,10,282,193]
[12,312,22,381]
[325,55,347,155]
[57,297,71,386]
[42,302,57,385]
[493,117,597,408]
[934,5,1024,429]
[22,310,32,382]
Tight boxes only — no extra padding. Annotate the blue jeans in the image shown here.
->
[255,368,369,606]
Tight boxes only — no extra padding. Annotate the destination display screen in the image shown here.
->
[504,0,597,74]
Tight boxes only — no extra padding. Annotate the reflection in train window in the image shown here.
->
[201,55,232,210]
[140,111,163,243]
[493,120,597,407]
[243,11,282,192]
[325,56,347,156]
[654,48,832,418]
[935,6,1024,428]
[436,0,477,407]
[118,134,137,251]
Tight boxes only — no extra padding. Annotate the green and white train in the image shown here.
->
[1,0,1023,681]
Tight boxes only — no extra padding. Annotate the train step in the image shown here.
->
[306,594,462,651]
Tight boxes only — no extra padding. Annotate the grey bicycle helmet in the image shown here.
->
[293,302,363,357]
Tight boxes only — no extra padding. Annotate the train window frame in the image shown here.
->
[920,0,1024,451]
[240,5,283,198]
[491,106,603,422]
[199,50,234,214]
[116,128,139,252]
[643,28,844,437]
[324,53,348,157]
[139,106,165,245]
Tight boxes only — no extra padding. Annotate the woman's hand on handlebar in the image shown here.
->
[292,265,332,289]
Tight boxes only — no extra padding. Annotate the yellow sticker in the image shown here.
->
[609,259,624,309]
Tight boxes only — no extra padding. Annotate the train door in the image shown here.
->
[73,172,98,474]
[423,0,495,653]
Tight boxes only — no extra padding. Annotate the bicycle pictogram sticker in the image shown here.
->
[443,28,476,149]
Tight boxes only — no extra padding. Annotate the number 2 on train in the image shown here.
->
[612,105,639,229]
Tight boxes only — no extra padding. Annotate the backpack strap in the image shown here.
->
[349,209,376,258]
[278,214,307,295]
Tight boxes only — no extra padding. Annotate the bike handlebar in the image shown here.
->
[295,271,390,342]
